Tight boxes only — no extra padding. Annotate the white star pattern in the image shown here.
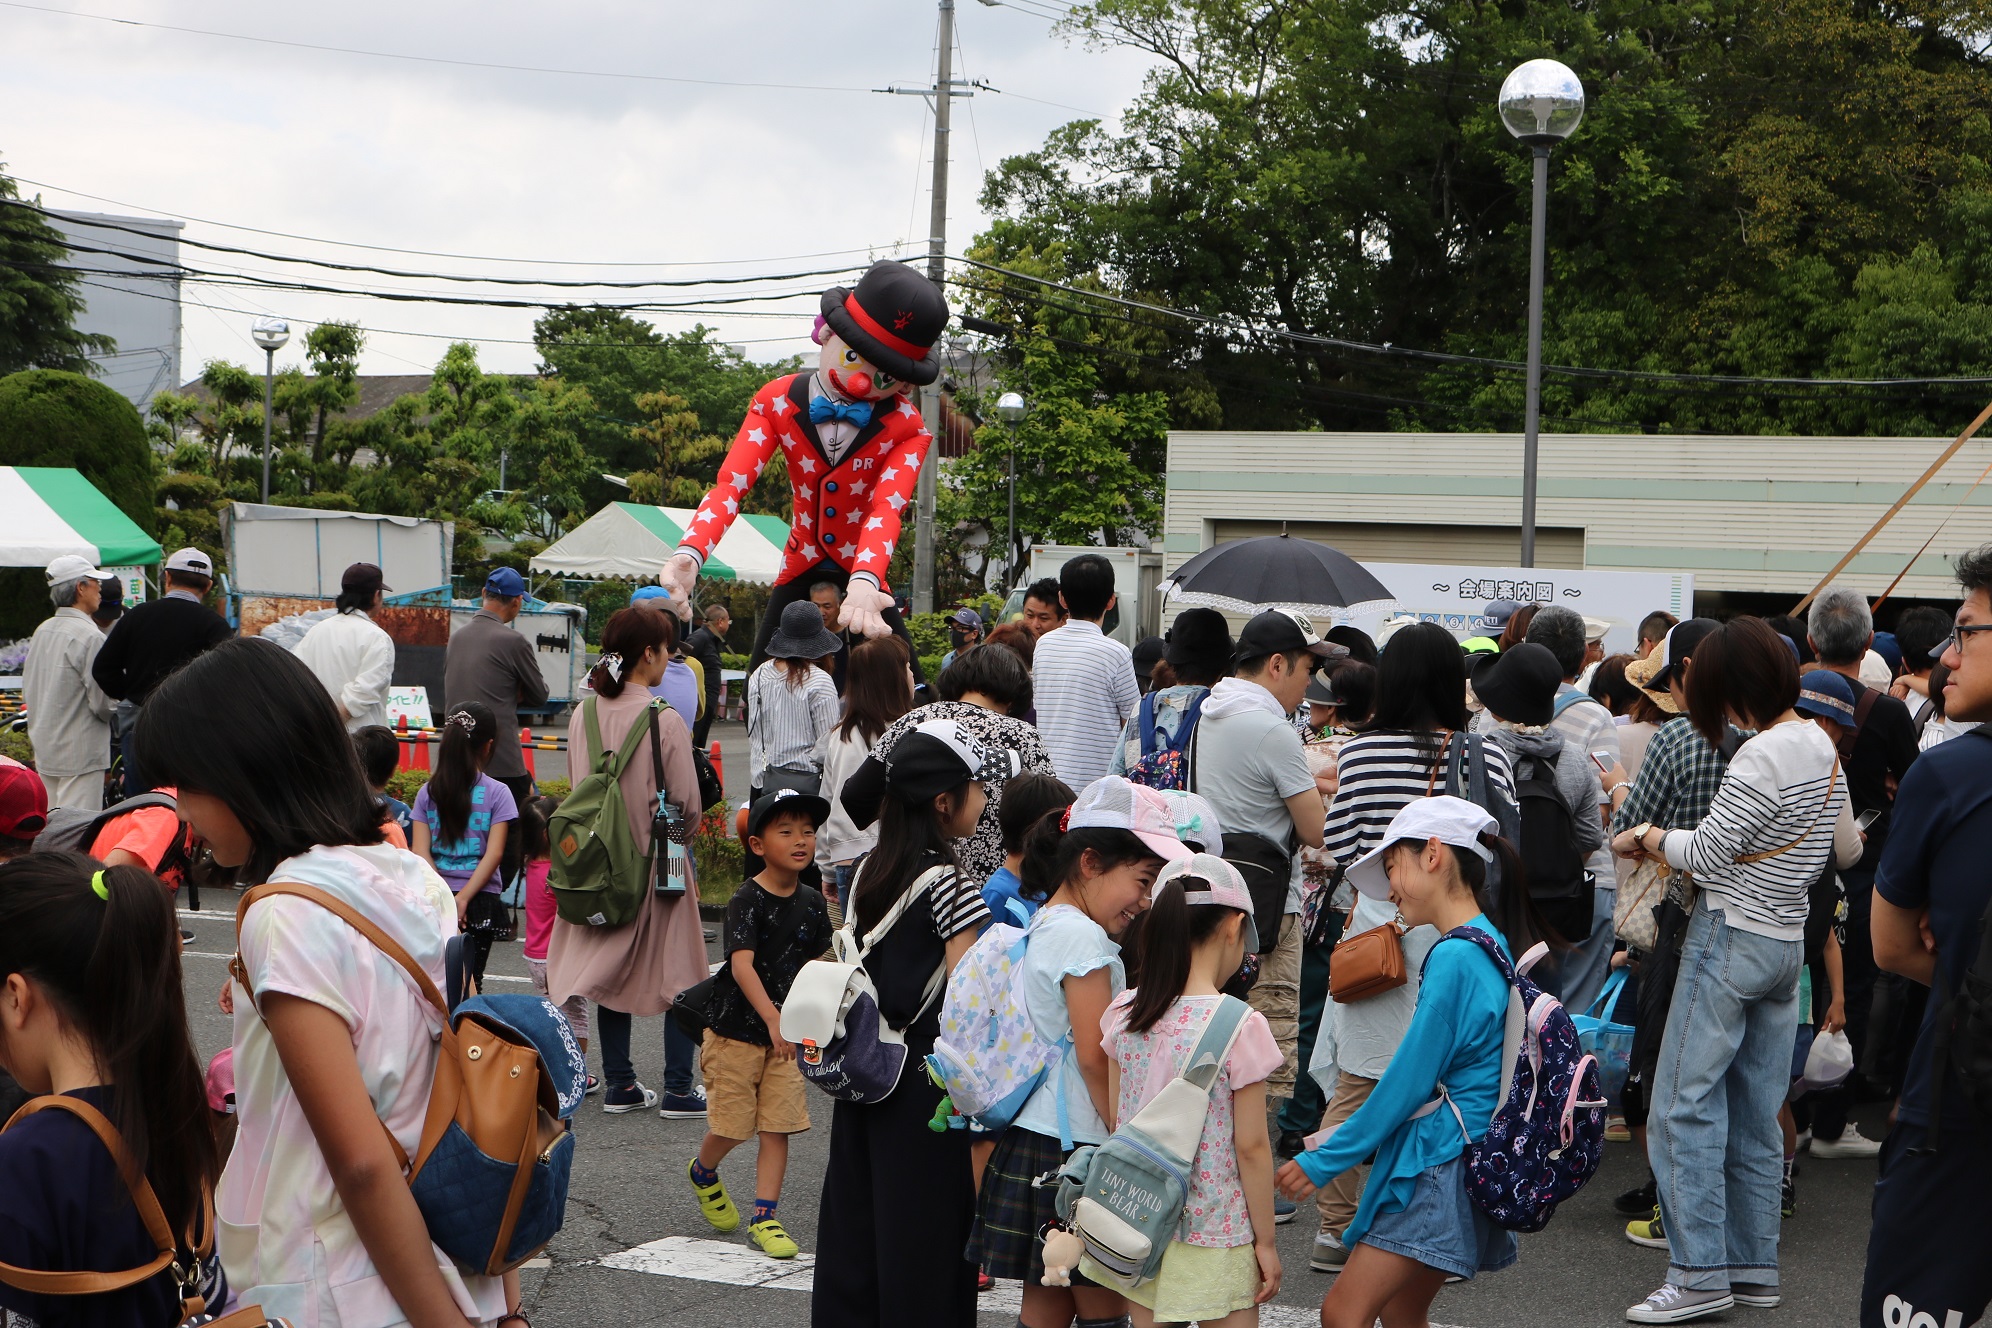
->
[772,395,790,415]
[723,497,738,515]
[881,467,897,482]
[798,457,818,474]
[693,510,713,525]
[903,452,920,466]
[780,434,796,450]
[798,512,812,529]
[896,399,917,417]
[752,461,765,478]
[846,509,861,523]
[747,427,766,444]
[866,516,885,530]
[886,493,907,511]
[848,479,867,495]
[884,540,895,554]
[729,471,751,491]
[856,549,876,563]
[799,485,813,501]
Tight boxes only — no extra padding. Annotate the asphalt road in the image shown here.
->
[178,871,1890,1328]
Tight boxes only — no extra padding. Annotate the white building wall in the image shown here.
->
[49,211,184,415]
[1163,430,1992,600]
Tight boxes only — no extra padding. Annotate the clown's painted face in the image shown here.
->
[815,330,903,402]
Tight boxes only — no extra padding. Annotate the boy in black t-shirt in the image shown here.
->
[688,789,833,1260]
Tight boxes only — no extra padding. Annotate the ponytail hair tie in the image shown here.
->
[446,710,478,734]
[91,870,108,901]
[1058,807,1073,832]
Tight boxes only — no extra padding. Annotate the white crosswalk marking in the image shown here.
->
[595,1234,1470,1327]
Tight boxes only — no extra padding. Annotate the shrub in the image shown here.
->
[385,767,430,804]
[694,801,742,905]
[0,370,155,535]
[0,728,31,767]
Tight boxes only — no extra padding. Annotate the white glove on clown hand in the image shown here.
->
[838,579,897,640]
[658,553,698,622]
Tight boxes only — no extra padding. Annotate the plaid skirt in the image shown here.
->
[966,1127,1098,1285]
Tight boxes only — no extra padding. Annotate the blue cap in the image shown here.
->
[484,567,526,598]
[1796,669,1857,725]
[1872,631,1903,675]
[630,585,673,606]
[453,994,588,1118]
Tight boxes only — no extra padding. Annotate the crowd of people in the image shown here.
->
[0,543,1989,1328]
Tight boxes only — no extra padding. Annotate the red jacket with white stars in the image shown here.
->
[677,372,931,590]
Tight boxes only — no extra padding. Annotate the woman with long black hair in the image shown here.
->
[814,719,997,1328]
[135,637,507,1327]
[0,851,225,1328]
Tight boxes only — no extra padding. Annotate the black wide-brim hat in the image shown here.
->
[1470,642,1562,727]
[821,260,949,386]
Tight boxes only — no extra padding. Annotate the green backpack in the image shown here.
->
[549,696,664,928]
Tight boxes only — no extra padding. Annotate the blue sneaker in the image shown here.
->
[658,1086,708,1120]
[602,1082,658,1115]
[1275,1196,1298,1225]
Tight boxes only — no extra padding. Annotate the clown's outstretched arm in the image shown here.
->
[663,384,787,608]
[839,424,931,639]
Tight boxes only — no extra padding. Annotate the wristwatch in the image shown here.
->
[1632,822,1655,851]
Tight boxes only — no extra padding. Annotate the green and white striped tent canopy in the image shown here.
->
[529,502,790,584]
[0,467,161,569]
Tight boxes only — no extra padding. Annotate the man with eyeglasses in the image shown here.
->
[1862,544,1992,1328]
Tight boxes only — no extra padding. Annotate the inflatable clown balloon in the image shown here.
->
[657,261,948,662]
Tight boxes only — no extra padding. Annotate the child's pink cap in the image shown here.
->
[205,1047,235,1113]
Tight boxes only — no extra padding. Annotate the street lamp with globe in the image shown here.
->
[250,317,291,503]
[995,391,1027,584]
[1497,58,1584,568]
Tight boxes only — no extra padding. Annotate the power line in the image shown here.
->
[18,173,911,269]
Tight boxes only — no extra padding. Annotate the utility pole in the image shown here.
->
[884,0,972,615]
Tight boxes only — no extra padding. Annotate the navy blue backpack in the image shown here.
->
[1415,927,1608,1232]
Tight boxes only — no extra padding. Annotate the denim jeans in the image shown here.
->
[1649,902,1801,1292]
[597,1005,698,1096]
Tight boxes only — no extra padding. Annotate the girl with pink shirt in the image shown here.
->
[1096,853,1283,1326]
[520,795,594,1094]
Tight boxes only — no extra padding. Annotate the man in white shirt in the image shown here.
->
[295,563,396,732]
[1190,609,1335,1103]
[22,555,115,810]
[1031,554,1140,788]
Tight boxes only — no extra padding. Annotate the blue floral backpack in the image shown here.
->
[1415,927,1608,1232]
[1124,689,1208,791]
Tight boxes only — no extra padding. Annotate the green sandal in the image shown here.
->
[687,1161,740,1233]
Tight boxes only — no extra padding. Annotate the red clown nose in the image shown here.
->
[844,372,873,397]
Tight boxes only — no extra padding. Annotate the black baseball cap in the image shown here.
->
[1232,609,1347,667]
[746,788,831,838]
[1131,635,1166,680]
[1644,617,1720,693]
[341,562,389,598]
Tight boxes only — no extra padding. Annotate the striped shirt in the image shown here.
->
[747,660,840,780]
[1661,720,1850,941]
[1325,730,1517,868]
[1032,619,1140,789]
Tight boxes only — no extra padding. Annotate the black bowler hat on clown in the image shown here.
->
[820,261,950,387]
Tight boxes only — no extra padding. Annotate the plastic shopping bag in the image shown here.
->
[1801,1028,1855,1094]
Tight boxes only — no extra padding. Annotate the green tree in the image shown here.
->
[0,369,155,531]
[949,324,1171,560]
[978,0,1992,437]
[269,321,364,464]
[0,164,114,375]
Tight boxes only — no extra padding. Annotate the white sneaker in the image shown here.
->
[1809,1125,1883,1158]
[1626,1284,1736,1323]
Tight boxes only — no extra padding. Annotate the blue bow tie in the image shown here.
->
[809,395,873,428]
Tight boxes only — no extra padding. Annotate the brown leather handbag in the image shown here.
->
[0,1096,285,1326]
[1329,915,1410,1003]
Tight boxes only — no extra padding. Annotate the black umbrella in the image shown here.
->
[1163,533,1398,619]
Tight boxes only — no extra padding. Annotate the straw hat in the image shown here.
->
[1624,652,1681,715]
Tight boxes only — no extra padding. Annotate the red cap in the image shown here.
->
[0,756,48,841]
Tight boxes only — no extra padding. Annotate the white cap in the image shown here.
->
[1582,615,1611,643]
[1153,852,1258,951]
[45,553,107,585]
[1345,795,1497,900]
[163,547,215,577]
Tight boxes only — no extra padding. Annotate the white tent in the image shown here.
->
[529,503,791,583]
[0,466,161,569]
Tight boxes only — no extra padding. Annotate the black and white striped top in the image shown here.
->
[1325,730,1518,868]
[1661,719,1852,941]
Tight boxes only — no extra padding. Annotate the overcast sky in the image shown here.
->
[3,0,1159,380]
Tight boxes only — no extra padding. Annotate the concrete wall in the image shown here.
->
[1164,429,1992,600]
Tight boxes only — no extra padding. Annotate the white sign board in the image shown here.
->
[102,565,147,608]
[1343,563,1694,658]
[385,686,434,730]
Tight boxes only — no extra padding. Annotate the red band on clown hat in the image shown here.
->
[842,293,927,361]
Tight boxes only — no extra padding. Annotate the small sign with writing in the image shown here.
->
[386,686,434,730]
